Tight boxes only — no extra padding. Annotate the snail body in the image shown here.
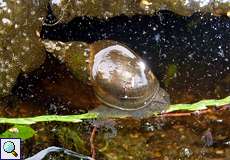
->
[43,40,170,118]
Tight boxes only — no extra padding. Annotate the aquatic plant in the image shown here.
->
[0,96,229,124]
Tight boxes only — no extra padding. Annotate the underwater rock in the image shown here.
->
[43,40,89,82]
[49,0,230,23]
[0,0,49,97]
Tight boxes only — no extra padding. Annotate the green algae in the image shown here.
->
[56,127,89,154]
[164,64,177,87]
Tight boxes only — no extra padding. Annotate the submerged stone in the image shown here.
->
[0,0,49,97]
[49,0,230,23]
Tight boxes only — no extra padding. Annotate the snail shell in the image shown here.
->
[89,41,160,111]
[43,40,170,118]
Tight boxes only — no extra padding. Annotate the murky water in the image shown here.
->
[0,11,230,159]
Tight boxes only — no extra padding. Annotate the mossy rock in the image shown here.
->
[0,0,49,97]
[50,0,230,23]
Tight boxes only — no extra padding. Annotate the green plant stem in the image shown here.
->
[0,96,229,124]
[0,113,98,124]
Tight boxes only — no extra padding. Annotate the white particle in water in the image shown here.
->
[2,18,12,26]
[51,0,61,5]
[22,46,30,52]
[227,11,230,17]
[14,24,19,29]
[83,51,88,57]
[7,9,11,13]
[154,33,160,42]
[31,11,35,15]
[36,30,40,37]
[6,82,11,87]
[55,46,61,51]
[217,46,224,57]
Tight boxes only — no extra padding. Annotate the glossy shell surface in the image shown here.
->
[90,42,160,110]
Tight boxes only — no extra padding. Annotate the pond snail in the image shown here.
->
[43,40,170,118]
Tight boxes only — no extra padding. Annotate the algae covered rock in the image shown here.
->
[43,40,90,83]
[0,0,49,97]
[49,0,230,23]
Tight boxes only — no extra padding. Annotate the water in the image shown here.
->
[0,10,229,159]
